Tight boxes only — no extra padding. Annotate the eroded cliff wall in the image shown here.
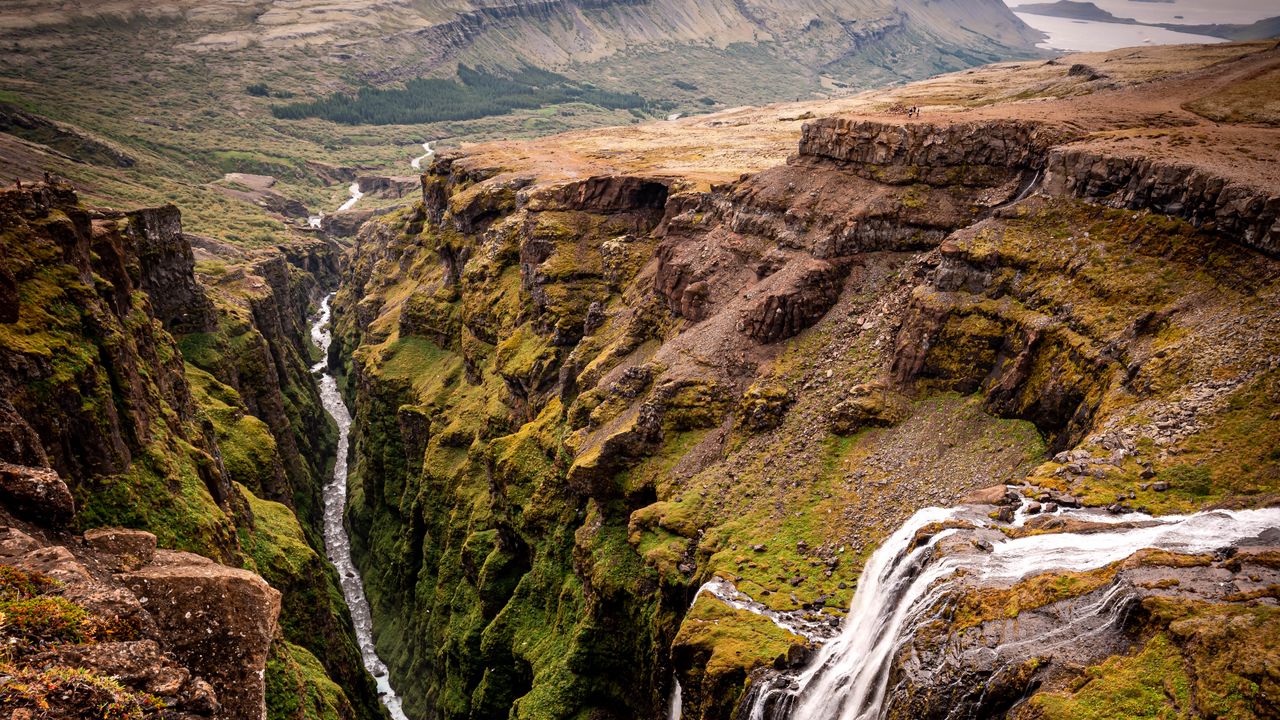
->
[0,183,385,720]
[334,87,1280,719]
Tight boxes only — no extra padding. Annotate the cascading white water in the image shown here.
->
[668,677,683,720]
[311,294,410,720]
[749,503,1280,720]
[411,141,435,170]
[338,181,364,212]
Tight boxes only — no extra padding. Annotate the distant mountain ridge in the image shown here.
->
[0,0,1046,106]
[1014,1,1280,41]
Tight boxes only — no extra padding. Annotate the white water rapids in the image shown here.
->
[411,141,435,170]
[338,181,364,212]
[744,503,1280,720]
[311,294,409,720]
[308,181,365,228]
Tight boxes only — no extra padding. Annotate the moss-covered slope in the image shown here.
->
[0,183,385,720]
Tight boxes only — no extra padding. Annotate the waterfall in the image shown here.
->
[311,294,410,720]
[745,503,1280,720]
[669,677,683,720]
[338,181,364,212]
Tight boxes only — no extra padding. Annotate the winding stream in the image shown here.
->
[311,294,410,720]
[411,141,435,170]
[338,181,364,212]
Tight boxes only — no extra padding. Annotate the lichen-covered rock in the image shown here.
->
[122,551,283,720]
[738,383,793,432]
[30,640,220,715]
[0,461,74,526]
[83,527,157,571]
[828,382,910,435]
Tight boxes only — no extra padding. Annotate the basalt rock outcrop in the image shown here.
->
[121,551,282,720]
[0,522,277,720]
[128,204,217,334]
[1043,148,1280,256]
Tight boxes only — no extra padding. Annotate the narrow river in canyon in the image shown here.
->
[311,294,410,720]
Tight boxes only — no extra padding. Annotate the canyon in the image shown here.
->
[0,31,1278,720]
[329,39,1280,720]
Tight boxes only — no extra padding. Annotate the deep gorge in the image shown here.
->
[325,65,1280,719]
[0,40,1278,720]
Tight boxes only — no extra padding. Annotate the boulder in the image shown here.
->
[739,383,793,432]
[121,551,282,720]
[962,481,1013,504]
[84,527,157,571]
[829,382,910,435]
[0,461,75,525]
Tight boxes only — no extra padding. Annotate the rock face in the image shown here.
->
[333,67,1280,720]
[0,461,75,526]
[798,119,1065,181]
[0,182,384,720]
[1043,148,1280,256]
[0,183,214,504]
[122,552,283,720]
[1,524,280,720]
[127,204,218,334]
[738,259,847,343]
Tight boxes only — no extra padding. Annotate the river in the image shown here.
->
[411,141,435,170]
[1003,0,1276,52]
[311,294,410,720]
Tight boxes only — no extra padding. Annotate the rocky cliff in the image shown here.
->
[332,42,1280,720]
[0,183,385,720]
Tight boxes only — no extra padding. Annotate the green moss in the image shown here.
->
[496,326,557,382]
[1146,598,1280,719]
[0,596,89,645]
[188,365,284,496]
[1029,633,1192,720]
[76,440,237,562]
[672,594,806,719]
[947,564,1120,631]
[0,664,166,720]
[237,485,377,720]
[0,565,61,600]
[266,640,354,720]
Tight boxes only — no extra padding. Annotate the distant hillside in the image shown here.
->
[2,0,1046,111]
